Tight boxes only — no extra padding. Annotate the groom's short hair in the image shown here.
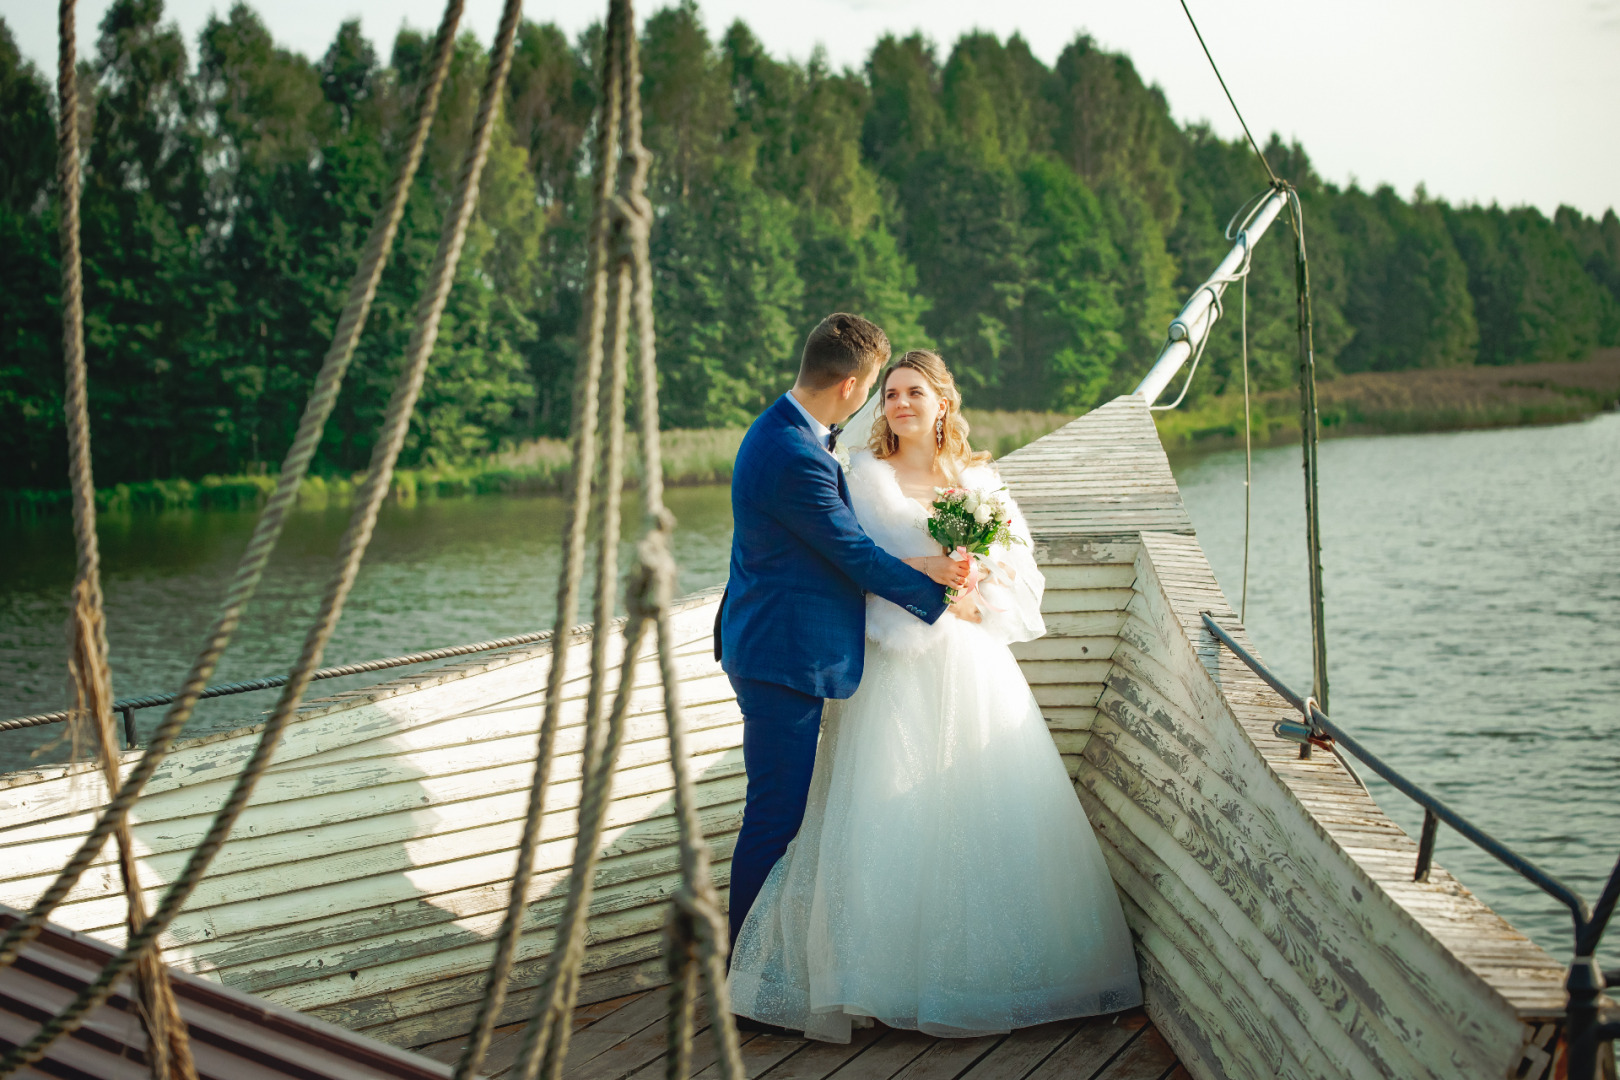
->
[796,313,890,390]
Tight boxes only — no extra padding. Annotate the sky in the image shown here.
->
[4,0,1617,220]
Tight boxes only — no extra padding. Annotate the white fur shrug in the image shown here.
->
[843,449,1046,655]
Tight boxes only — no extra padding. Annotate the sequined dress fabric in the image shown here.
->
[727,451,1142,1043]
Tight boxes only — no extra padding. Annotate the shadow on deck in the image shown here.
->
[416,992,1183,1080]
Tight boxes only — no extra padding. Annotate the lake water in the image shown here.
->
[2,414,1615,974]
[0,486,736,765]
[1172,411,1619,976]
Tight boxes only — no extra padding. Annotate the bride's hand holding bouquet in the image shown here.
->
[927,485,1022,604]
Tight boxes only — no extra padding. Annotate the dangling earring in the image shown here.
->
[935,412,945,449]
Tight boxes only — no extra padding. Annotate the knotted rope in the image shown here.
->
[454,4,743,1080]
[0,0,521,1069]
[55,3,196,1074]
[9,1,741,1076]
[0,0,468,989]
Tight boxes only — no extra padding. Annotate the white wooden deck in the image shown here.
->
[0,392,1589,1079]
[999,395,1571,1079]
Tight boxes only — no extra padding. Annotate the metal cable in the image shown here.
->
[1176,0,1278,187]
[0,0,466,985]
[1239,273,1251,623]
[0,0,515,1066]
[55,1,195,1073]
[1,628,579,734]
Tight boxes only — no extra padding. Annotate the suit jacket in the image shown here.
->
[717,394,949,699]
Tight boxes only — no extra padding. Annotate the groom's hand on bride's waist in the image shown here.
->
[905,553,972,589]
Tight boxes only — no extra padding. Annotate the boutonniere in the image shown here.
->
[831,444,851,471]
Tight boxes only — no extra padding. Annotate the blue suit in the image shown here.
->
[718,393,947,945]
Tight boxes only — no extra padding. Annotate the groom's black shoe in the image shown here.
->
[731,1015,799,1038]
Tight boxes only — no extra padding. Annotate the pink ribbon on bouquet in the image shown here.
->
[952,547,1005,613]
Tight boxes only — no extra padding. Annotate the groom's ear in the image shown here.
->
[837,374,860,400]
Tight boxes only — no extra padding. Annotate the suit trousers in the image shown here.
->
[726,674,824,948]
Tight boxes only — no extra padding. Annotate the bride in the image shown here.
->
[727,349,1141,1043]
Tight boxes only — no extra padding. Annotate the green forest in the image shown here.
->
[2,0,1617,491]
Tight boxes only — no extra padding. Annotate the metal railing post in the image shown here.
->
[1199,610,1617,1076]
[1414,808,1439,883]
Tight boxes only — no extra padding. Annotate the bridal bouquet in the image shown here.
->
[928,484,1022,600]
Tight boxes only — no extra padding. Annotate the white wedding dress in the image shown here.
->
[727,449,1142,1043]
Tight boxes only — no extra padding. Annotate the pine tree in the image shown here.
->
[78,0,215,482]
[0,18,62,489]
[1332,186,1478,372]
[1447,204,1610,365]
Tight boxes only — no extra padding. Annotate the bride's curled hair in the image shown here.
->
[868,349,991,474]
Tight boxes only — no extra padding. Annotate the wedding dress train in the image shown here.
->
[727,450,1141,1043]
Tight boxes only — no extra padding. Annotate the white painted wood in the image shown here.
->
[0,590,742,1050]
[0,397,1574,1080]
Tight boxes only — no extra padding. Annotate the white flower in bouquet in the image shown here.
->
[927,482,1024,599]
[831,444,851,470]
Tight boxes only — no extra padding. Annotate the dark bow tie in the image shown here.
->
[826,424,842,451]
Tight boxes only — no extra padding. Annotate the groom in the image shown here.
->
[716,312,969,951]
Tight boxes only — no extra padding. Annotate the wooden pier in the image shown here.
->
[0,392,1590,1078]
[418,992,1186,1080]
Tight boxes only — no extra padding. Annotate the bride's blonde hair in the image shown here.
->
[868,350,990,474]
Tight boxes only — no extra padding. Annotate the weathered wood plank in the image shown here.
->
[817,1030,934,1080]
[1009,638,1115,662]
[562,993,712,1080]
[690,1031,806,1080]
[1093,1026,1179,1080]
[1041,590,1136,614]
[1041,566,1138,590]
[1021,1011,1145,1080]
[752,1023,883,1080]
[888,1034,1004,1080]
[1135,532,1567,1018]
[955,1020,1081,1080]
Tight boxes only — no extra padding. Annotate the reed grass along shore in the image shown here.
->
[4,359,1616,519]
[1154,350,1620,453]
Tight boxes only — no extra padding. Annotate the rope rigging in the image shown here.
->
[3,0,743,1078]
[0,0,467,994]
[0,0,483,1071]
[53,0,196,1074]
[1176,0,1278,188]
[1167,1,1332,758]
[452,3,743,1077]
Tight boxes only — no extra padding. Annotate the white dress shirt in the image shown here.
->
[786,391,834,453]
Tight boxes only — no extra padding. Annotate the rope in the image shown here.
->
[1239,273,1251,623]
[0,0,467,987]
[456,5,743,1079]
[55,1,194,1075]
[1149,186,1271,419]
[1283,188,1330,761]
[450,2,618,1071]
[621,26,741,1071]
[1176,0,1278,187]
[0,0,515,1067]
